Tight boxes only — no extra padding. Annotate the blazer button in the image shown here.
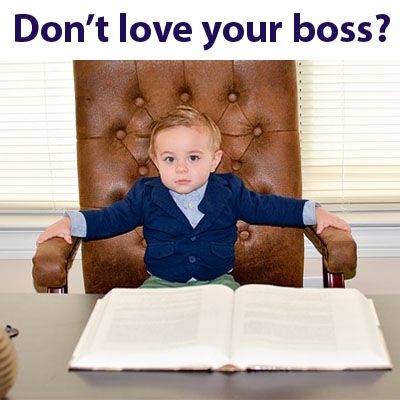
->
[191,236,197,241]
[188,256,196,263]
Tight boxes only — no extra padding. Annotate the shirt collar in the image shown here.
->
[169,180,208,206]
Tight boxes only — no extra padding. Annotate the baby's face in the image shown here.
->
[151,126,222,194]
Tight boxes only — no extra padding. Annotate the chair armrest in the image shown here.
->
[32,237,81,290]
[304,226,357,280]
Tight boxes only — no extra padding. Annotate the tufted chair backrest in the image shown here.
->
[74,60,304,293]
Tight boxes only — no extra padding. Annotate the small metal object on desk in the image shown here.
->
[4,325,19,338]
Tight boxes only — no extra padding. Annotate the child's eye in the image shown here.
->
[163,156,175,163]
[188,155,200,162]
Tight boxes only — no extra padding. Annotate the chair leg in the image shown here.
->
[323,265,345,288]
[47,285,68,294]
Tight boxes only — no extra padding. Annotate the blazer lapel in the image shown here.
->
[148,179,192,229]
[195,174,232,234]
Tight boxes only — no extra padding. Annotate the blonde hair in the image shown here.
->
[148,105,221,157]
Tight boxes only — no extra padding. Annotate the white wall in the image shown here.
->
[1,257,399,295]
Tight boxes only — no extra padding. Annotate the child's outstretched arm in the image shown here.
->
[36,216,72,245]
[315,207,351,235]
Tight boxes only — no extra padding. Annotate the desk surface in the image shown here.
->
[1,293,399,400]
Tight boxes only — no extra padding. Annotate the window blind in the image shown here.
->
[297,61,400,210]
[0,61,78,210]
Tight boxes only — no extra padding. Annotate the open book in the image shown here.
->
[69,284,392,371]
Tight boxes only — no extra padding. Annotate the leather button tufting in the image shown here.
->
[232,160,242,171]
[138,166,148,176]
[253,126,263,137]
[180,92,191,103]
[239,231,250,240]
[228,93,238,103]
[116,130,126,140]
[135,97,145,107]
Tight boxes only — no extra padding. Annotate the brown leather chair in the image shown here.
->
[32,61,357,294]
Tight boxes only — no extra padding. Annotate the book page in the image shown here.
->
[70,285,234,370]
[230,285,392,370]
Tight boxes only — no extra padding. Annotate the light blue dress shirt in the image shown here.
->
[168,181,208,228]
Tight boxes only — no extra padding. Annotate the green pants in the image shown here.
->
[140,274,240,291]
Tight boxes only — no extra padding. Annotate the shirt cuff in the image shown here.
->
[64,211,87,237]
[302,201,320,225]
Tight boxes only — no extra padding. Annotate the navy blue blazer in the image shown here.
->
[81,173,307,282]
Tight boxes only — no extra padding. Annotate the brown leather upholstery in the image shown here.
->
[32,61,357,294]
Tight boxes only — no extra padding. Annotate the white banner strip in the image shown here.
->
[0,0,399,60]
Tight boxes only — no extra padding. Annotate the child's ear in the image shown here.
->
[150,153,159,170]
[211,150,223,172]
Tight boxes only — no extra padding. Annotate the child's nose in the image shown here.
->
[176,161,189,173]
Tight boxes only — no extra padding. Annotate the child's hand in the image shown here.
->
[36,217,72,246]
[315,207,351,235]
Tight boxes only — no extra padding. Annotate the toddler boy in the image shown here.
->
[37,106,350,290]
